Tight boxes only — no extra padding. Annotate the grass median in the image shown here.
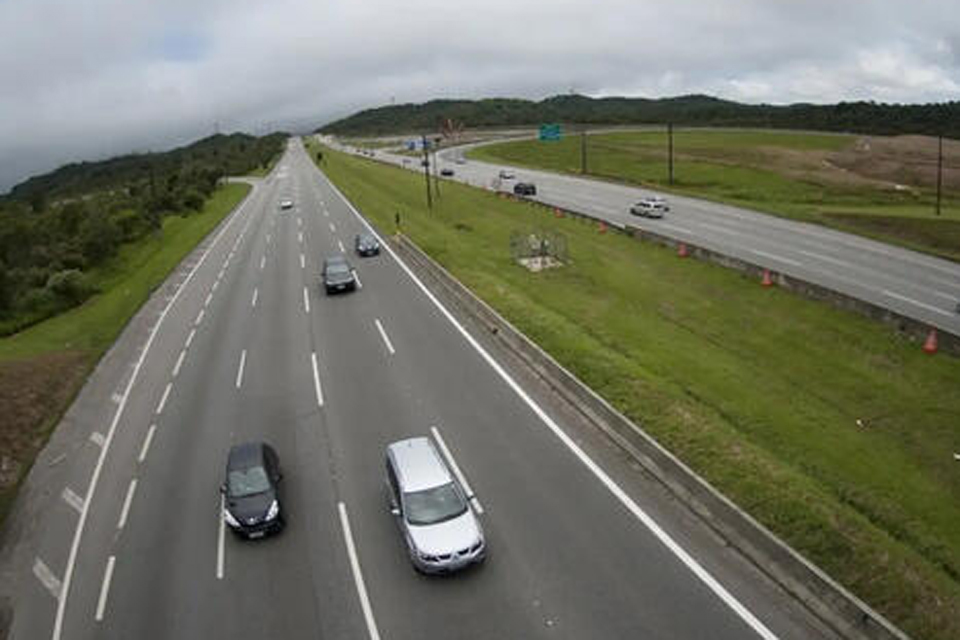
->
[308,138,960,639]
[470,129,960,261]
[0,182,251,525]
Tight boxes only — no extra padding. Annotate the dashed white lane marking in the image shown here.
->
[211,280,219,292]
[217,268,225,280]
[185,328,196,349]
[138,425,156,463]
[798,249,853,269]
[338,240,346,253]
[155,382,172,415]
[300,253,306,269]
[298,231,304,243]
[430,426,483,514]
[204,292,213,307]
[94,556,116,621]
[217,494,226,580]
[322,171,780,640]
[882,289,953,317]
[311,352,324,407]
[303,287,311,314]
[89,431,105,448]
[323,209,329,217]
[353,271,363,289]
[329,222,336,233]
[235,349,247,389]
[338,503,381,640]
[172,349,186,378]
[374,319,395,355]
[33,558,61,600]
[117,479,137,529]
[260,255,266,270]
[266,233,272,243]
[251,287,259,307]
[750,248,802,267]
[61,487,84,514]
[298,217,302,227]
[195,309,205,326]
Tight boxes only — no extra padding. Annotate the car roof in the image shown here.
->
[387,437,452,492]
[324,255,349,266]
[227,442,267,469]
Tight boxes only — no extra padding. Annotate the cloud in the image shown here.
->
[1,0,958,191]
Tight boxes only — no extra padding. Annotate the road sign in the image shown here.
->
[539,124,562,141]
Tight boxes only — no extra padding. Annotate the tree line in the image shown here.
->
[0,132,285,335]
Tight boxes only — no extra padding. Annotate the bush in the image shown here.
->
[46,269,93,306]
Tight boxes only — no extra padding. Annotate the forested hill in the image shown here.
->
[5,132,286,203]
[318,94,960,138]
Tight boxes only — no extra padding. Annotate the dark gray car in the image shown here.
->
[322,255,357,294]
[221,442,284,539]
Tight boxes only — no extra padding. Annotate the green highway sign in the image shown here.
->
[539,123,562,141]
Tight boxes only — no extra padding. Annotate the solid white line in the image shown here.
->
[300,253,306,269]
[311,352,324,407]
[329,222,336,233]
[374,319,396,355]
[338,503,381,640]
[155,382,172,415]
[172,349,186,378]
[697,221,746,238]
[338,240,346,253]
[217,494,226,580]
[323,172,779,640]
[185,328,196,349]
[33,558,61,600]
[798,249,854,269]
[933,290,958,301]
[353,270,363,289]
[750,248,802,267]
[138,425,156,463]
[430,427,483,514]
[260,255,266,270]
[656,222,694,235]
[204,292,213,307]
[94,556,116,622]
[882,289,953,317]
[303,287,311,314]
[251,287,259,307]
[117,479,137,529]
[195,309,205,326]
[235,349,247,389]
[62,487,84,514]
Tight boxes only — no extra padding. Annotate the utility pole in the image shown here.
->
[936,133,943,217]
[432,143,441,198]
[580,128,587,174]
[421,135,432,210]
[668,123,674,185]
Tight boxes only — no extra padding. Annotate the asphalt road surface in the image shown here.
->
[332,137,960,337]
[9,139,841,640]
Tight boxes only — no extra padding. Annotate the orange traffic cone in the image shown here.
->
[677,243,689,258]
[598,221,607,234]
[923,329,938,354]
[761,270,773,287]
[554,207,564,218]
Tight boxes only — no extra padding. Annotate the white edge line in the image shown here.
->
[94,556,116,622]
[311,352,324,407]
[117,479,137,529]
[217,493,226,579]
[374,318,396,355]
[430,426,483,514]
[172,349,186,378]
[235,349,247,389]
[138,425,156,463]
[322,171,779,640]
[882,289,953,317]
[338,502,381,640]
[750,248,802,268]
[52,175,257,640]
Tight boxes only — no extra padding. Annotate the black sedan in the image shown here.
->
[322,255,357,294]
[513,182,537,196]
[355,233,380,257]
[440,168,454,177]
[222,442,285,539]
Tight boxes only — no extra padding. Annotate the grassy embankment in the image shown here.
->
[0,183,250,523]
[307,137,960,640]
[470,130,960,261]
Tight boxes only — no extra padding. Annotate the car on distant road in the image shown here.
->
[440,168,454,177]
[322,255,357,294]
[630,197,668,218]
[498,170,515,179]
[513,182,536,196]
[222,442,285,539]
[455,157,466,165]
[279,199,294,210]
[385,437,485,574]
[355,232,380,257]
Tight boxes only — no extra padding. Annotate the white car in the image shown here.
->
[498,170,515,179]
[279,199,294,210]
[629,197,668,219]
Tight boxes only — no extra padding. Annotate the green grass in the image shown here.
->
[0,183,250,361]
[307,138,960,639]
[470,130,960,259]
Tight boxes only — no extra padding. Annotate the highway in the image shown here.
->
[7,138,839,639]
[333,136,960,337]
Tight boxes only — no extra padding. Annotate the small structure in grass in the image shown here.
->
[511,229,567,272]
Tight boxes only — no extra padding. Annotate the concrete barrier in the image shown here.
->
[392,233,911,640]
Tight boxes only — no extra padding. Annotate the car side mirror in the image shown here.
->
[390,507,400,517]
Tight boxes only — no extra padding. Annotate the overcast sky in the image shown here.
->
[1,0,958,192]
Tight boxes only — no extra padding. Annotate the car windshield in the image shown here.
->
[404,482,467,525]
[228,465,271,497]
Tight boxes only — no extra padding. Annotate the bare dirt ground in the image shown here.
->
[823,135,958,192]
